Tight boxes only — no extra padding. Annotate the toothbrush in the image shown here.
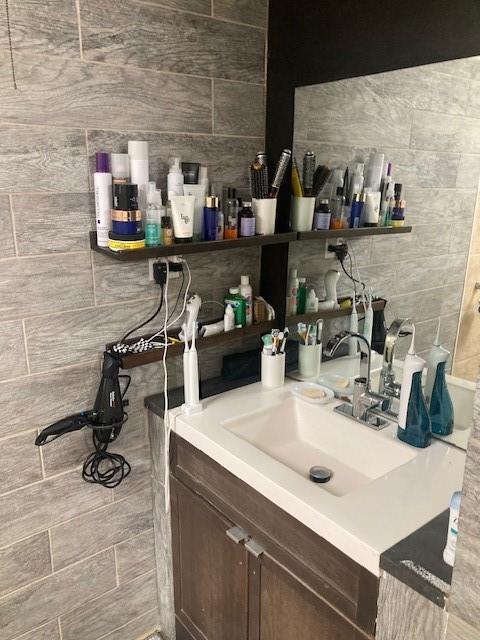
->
[182,323,191,406]
[348,292,358,356]
[188,322,200,407]
[280,327,289,353]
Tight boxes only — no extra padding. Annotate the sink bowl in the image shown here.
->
[222,397,418,497]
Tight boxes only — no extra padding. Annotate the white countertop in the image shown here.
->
[171,380,465,576]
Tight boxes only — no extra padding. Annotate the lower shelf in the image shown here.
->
[286,298,386,325]
[108,320,274,369]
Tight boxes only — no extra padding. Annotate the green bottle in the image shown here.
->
[224,287,246,328]
[297,277,307,314]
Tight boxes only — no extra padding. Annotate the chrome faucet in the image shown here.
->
[326,331,388,424]
[379,318,414,413]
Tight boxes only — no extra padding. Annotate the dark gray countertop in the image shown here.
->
[380,510,452,607]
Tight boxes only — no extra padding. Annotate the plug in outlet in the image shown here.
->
[148,259,161,281]
[325,238,345,259]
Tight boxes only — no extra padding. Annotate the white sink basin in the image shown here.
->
[223,396,418,497]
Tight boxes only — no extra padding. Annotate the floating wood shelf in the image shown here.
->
[90,231,297,261]
[108,320,274,369]
[297,226,412,240]
[286,298,386,325]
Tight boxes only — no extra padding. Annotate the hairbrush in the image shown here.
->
[302,151,316,196]
[249,161,269,199]
[269,149,292,198]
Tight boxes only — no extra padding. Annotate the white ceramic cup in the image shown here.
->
[290,196,316,231]
[261,352,285,389]
[253,198,277,235]
[298,343,322,379]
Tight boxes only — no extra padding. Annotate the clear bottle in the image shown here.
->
[224,187,239,239]
[330,186,346,230]
[239,202,255,237]
[145,184,163,247]
[167,156,184,200]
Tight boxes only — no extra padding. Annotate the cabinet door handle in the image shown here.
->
[244,539,265,558]
[226,526,249,544]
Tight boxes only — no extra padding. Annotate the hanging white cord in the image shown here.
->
[161,261,172,513]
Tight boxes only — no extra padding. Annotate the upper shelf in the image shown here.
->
[89,231,297,261]
[90,226,411,261]
[297,226,412,240]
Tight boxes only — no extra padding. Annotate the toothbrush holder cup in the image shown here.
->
[290,196,316,231]
[298,343,322,379]
[253,198,277,235]
[261,352,285,389]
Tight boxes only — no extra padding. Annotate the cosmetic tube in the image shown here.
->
[94,152,112,247]
[128,141,149,211]
[365,153,384,192]
[111,153,129,184]
[170,195,195,242]
[363,191,381,227]
[183,184,206,241]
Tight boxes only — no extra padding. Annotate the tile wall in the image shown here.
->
[0,1,267,639]
[293,58,480,362]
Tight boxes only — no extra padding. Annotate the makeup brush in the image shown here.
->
[291,156,303,197]
[302,151,316,196]
[312,165,331,198]
[269,149,292,198]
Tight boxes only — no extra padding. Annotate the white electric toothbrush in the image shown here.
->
[183,321,203,415]
[182,322,191,409]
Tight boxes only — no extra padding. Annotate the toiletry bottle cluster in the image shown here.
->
[286,268,342,316]
[224,275,253,330]
[291,151,407,231]
[397,320,454,448]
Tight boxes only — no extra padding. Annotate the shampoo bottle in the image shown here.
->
[94,152,112,247]
[397,328,432,448]
[425,320,454,436]
[167,156,184,201]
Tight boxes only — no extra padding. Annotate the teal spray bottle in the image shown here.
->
[425,319,454,436]
[397,326,432,448]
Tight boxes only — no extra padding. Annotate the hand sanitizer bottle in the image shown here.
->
[425,319,454,436]
[397,326,432,448]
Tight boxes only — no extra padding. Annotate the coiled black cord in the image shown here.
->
[82,427,131,488]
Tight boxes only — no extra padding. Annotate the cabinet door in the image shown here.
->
[259,553,364,640]
[171,478,249,640]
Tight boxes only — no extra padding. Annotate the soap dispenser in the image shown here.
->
[397,327,432,448]
[425,320,454,436]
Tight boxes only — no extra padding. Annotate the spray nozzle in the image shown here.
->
[408,325,416,356]
[434,318,441,346]
[169,156,182,172]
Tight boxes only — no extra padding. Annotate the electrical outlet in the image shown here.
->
[148,259,161,281]
[325,238,345,259]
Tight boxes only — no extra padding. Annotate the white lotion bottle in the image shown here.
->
[239,275,253,326]
[128,141,149,211]
[167,156,184,201]
[305,289,319,313]
[94,152,112,247]
[224,304,235,332]
[425,319,450,406]
[443,491,461,567]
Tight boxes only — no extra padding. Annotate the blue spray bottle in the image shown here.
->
[425,319,454,436]
[397,326,432,448]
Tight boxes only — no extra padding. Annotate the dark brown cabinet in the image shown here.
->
[171,435,378,640]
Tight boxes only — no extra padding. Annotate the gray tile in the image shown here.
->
[51,488,153,570]
[0,468,112,547]
[387,285,464,326]
[116,529,156,583]
[0,320,28,381]
[370,225,451,263]
[0,253,94,321]
[447,613,480,640]
[449,530,480,632]
[1,53,212,134]
[0,532,51,598]
[1,195,15,258]
[456,154,480,189]
[112,444,152,500]
[392,254,467,295]
[152,478,175,640]
[406,188,477,225]
[60,570,157,640]
[148,412,166,482]
[0,361,99,439]
[466,78,480,118]
[11,619,60,640]
[81,0,265,83]
[87,128,261,193]
[93,608,159,640]
[0,125,88,193]
[213,0,267,27]
[386,148,460,189]
[410,110,480,154]
[0,549,116,640]
[214,79,264,137]
[433,55,480,80]
[142,0,210,13]
[0,431,43,493]
[12,193,93,256]
[0,0,79,59]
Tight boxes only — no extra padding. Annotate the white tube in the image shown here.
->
[170,195,195,241]
[128,141,149,210]
[183,184,206,240]
[94,172,112,247]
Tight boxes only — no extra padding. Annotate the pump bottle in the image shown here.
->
[397,327,432,448]
[425,320,454,436]
[167,157,184,200]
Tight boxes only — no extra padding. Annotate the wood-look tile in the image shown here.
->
[411,110,480,154]
[116,529,156,583]
[452,355,480,383]
[0,125,88,193]
[12,193,93,256]
[0,431,43,493]
[148,412,165,482]
[51,488,152,570]
[60,570,157,640]
[214,79,264,137]
[406,188,477,225]
[0,0,80,59]
[0,532,51,598]
[87,129,261,193]
[10,619,60,640]
[1,195,15,258]
[456,153,480,189]
[213,0,267,27]
[93,608,159,640]
[0,550,116,640]
[387,286,464,326]
[0,253,94,321]
[385,148,460,189]
[376,573,447,640]
[81,0,265,82]
[0,320,28,381]
[0,467,111,547]
[112,444,152,500]
[449,530,480,632]
[0,361,99,440]
[141,0,211,13]
[427,56,480,80]
[1,54,212,134]
[447,613,480,640]
[369,225,452,264]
